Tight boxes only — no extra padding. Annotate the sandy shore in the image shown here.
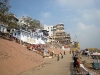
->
[18,51,73,75]
[1,38,99,75]
[18,51,100,75]
[0,38,45,75]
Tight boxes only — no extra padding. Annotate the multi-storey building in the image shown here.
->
[43,25,53,42]
[43,24,71,44]
[53,23,71,45]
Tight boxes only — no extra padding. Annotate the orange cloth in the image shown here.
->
[77,59,80,67]
[27,44,30,49]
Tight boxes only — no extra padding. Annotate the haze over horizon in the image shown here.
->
[9,0,100,49]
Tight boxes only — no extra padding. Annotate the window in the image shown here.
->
[48,27,49,29]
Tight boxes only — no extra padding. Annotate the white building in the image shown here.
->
[13,29,48,44]
[43,25,53,37]
[43,25,54,42]
[0,24,8,33]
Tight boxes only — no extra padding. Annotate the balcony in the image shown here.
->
[57,27,64,30]
[56,30,65,32]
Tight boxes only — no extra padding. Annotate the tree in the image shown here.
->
[0,0,11,25]
[0,12,19,28]
[0,0,11,13]
[20,16,42,30]
[6,12,19,28]
[0,12,5,24]
[29,19,40,29]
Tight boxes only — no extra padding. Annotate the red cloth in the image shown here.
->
[77,60,80,67]
[27,44,30,49]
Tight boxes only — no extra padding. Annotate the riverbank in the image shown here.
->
[18,51,73,75]
[0,38,45,75]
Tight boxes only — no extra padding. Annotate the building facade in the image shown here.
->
[53,23,71,45]
[43,25,53,42]
[43,24,71,44]
[13,29,48,44]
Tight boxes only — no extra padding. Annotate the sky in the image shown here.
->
[9,0,100,49]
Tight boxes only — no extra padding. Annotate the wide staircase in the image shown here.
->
[49,42,63,48]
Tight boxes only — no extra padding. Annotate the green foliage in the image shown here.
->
[8,21,18,29]
[0,0,11,13]
[0,12,18,29]
[0,0,18,29]
[7,13,18,28]
[20,16,42,30]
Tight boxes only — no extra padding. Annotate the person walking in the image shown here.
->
[73,55,78,70]
[64,51,66,55]
[59,52,62,59]
[61,55,63,59]
[61,54,63,59]
[57,54,59,61]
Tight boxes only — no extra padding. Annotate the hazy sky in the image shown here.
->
[9,0,100,49]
